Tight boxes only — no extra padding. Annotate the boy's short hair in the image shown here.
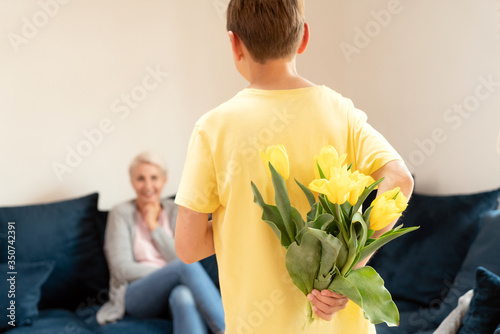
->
[226,0,305,64]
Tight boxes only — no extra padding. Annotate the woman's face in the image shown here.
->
[130,162,167,207]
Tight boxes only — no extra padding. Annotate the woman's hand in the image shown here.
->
[140,202,162,231]
[307,289,349,321]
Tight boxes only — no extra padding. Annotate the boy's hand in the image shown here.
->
[307,289,349,321]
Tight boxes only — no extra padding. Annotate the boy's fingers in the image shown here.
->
[320,289,346,299]
[311,305,334,321]
[309,298,348,321]
[307,290,349,321]
[311,289,348,306]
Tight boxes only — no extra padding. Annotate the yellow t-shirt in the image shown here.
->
[175,86,402,334]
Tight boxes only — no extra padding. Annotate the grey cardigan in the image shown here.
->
[96,198,178,324]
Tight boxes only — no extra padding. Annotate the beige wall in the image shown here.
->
[1,0,499,209]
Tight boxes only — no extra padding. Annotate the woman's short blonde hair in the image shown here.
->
[129,151,168,178]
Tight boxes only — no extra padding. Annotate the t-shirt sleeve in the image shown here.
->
[346,101,403,176]
[175,123,220,213]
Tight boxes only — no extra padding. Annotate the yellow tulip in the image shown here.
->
[314,145,347,179]
[260,145,290,180]
[369,188,408,230]
[347,170,373,206]
[309,165,352,204]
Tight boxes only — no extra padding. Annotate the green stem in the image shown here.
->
[341,255,355,276]
[336,203,349,233]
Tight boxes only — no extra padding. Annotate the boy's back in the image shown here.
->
[175,86,399,333]
[175,1,413,333]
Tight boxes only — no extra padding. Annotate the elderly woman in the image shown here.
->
[97,151,225,334]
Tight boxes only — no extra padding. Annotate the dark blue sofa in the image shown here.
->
[0,193,219,334]
[1,189,499,334]
[370,189,500,334]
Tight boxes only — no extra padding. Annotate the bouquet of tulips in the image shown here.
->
[251,145,418,326]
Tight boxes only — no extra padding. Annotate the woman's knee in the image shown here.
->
[169,285,195,308]
[174,259,203,276]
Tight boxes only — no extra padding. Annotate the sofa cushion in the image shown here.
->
[79,306,173,334]
[370,189,500,314]
[0,262,54,332]
[375,309,437,334]
[437,210,500,321]
[459,267,500,334]
[3,306,173,334]
[4,309,96,334]
[0,193,109,310]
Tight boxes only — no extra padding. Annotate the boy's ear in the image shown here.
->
[228,31,244,61]
[297,23,310,55]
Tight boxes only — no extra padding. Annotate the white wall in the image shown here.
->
[1,0,499,210]
[340,0,500,194]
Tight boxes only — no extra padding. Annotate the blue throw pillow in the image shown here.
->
[0,261,54,331]
[0,193,109,310]
[370,189,500,314]
[494,323,500,334]
[459,267,500,334]
[438,210,500,322]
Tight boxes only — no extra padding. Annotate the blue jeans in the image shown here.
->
[125,260,225,334]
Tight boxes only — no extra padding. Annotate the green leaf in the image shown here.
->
[251,181,293,247]
[291,206,306,241]
[341,220,359,276]
[295,226,308,245]
[269,163,295,242]
[359,226,420,262]
[314,270,335,291]
[352,211,368,253]
[341,201,352,219]
[362,205,373,224]
[307,213,334,230]
[351,178,384,216]
[307,202,319,222]
[285,232,321,295]
[325,215,344,238]
[307,228,342,279]
[317,162,327,179]
[306,202,319,221]
[318,194,333,215]
[295,178,316,207]
[343,266,399,326]
[334,232,349,270]
[328,269,363,307]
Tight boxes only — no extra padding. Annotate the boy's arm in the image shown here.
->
[175,205,215,263]
[355,159,414,268]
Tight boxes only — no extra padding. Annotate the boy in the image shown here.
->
[175,1,414,333]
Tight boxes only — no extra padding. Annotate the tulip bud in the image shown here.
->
[260,145,290,180]
[369,188,408,230]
